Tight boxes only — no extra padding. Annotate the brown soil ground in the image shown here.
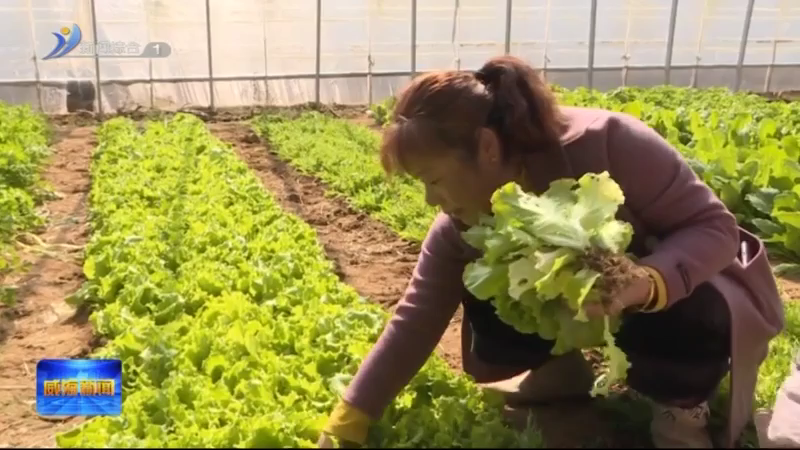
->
[0,126,96,448]
[778,275,800,301]
[756,90,800,103]
[209,121,654,448]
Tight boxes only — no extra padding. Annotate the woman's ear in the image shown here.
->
[476,127,503,168]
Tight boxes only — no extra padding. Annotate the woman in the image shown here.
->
[318,56,785,448]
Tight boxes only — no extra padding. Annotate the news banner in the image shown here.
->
[36,359,122,416]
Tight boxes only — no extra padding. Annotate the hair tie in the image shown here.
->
[474,70,489,86]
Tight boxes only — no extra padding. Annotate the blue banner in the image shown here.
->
[36,359,122,416]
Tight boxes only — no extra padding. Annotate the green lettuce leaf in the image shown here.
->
[462,171,634,397]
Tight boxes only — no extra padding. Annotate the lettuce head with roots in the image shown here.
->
[461,171,648,396]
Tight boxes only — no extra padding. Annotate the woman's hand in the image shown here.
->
[582,270,656,319]
[318,400,370,448]
[317,433,360,449]
[318,433,337,448]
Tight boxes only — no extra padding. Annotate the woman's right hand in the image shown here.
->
[317,433,337,448]
[317,433,361,448]
[317,400,372,448]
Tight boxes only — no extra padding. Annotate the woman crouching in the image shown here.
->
[319,56,785,448]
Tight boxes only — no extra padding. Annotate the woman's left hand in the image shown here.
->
[582,273,654,319]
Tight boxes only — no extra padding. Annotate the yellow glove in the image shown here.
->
[319,399,372,447]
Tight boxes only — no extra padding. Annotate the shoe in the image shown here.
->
[479,350,594,405]
[650,401,714,448]
[753,409,774,448]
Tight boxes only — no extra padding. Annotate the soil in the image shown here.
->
[583,249,652,308]
[755,90,800,103]
[209,121,653,448]
[776,272,800,302]
[0,126,96,448]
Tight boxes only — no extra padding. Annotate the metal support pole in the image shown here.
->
[504,0,512,55]
[765,0,790,93]
[367,1,373,106]
[89,0,103,118]
[764,40,778,93]
[204,0,214,111]
[587,0,598,89]
[314,0,322,104]
[542,0,552,80]
[621,1,633,86]
[451,0,461,71]
[410,0,417,77]
[664,0,679,84]
[149,60,154,108]
[268,4,269,106]
[734,0,756,92]
[25,0,43,112]
[691,0,710,88]
[144,7,154,109]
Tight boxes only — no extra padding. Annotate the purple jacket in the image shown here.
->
[341,106,785,447]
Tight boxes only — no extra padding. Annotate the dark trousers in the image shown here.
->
[463,282,732,405]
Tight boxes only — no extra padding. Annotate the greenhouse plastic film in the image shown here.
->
[0,0,798,114]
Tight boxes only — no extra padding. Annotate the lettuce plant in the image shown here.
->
[461,171,644,396]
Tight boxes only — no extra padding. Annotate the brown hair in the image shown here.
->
[380,55,567,175]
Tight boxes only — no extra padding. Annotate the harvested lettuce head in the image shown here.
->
[461,171,647,396]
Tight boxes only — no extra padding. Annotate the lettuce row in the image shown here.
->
[0,102,51,284]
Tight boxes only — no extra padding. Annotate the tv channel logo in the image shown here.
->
[41,24,171,60]
[42,24,83,60]
[36,359,122,416]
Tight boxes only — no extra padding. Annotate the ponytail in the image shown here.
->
[474,56,566,159]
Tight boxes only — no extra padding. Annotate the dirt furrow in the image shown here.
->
[0,126,96,448]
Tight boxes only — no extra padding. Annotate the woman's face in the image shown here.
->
[402,129,513,226]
